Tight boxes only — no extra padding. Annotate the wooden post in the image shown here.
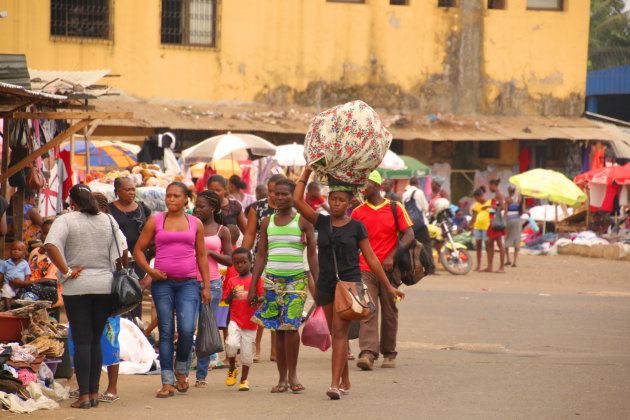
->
[1,118,10,199]
[70,131,76,184]
[586,189,591,229]
[13,188,24,243]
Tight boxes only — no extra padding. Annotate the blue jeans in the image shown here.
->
[191,279,223,380]
[152,278,201,385]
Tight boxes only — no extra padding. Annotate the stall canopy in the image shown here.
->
[377,155,430,179]
[509,169,587,208]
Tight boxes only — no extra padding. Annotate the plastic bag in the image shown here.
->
[304,100,392,188]
[528,215,540,233]
[195,303,223,359]
[301,306,331,352]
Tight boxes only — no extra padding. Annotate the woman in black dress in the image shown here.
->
[207,175,247,234]
[108,176,151,319]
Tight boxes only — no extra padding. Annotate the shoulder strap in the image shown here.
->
[106,214,122,259]
[390,200,401,234]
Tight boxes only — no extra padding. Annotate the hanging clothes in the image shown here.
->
[591,143,605,171]
[519,147,531,173]
[582,144,591,173]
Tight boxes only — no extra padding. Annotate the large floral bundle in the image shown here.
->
[304,101,391,187]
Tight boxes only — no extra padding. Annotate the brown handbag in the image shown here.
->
[329,218,375,321]
[26,166,46,190]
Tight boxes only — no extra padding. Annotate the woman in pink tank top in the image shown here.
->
[191,190,233,386]
[134,182,210,398]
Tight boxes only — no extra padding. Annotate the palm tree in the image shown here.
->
[588,0,630,70]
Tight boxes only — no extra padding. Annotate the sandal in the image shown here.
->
[175,372,189,393]
[98,393,119,402]
[155,385,175,398]
[69,389,80,399]
[195,379,208,388]
[339,388,351,396]
[71,400,91,409]
[270,385,288,393]
[290,384,305,394]
[326,387,341,400]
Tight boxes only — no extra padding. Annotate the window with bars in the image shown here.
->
[161,0,217,47]
[488,0,506,9]
[326,0,365,3]
[50,0,110,39]
[390,0,409,4]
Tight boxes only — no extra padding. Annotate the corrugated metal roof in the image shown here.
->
[0,81,67,100]
[90,93,622,143]
[586,64,630,96]
[0,54,31,89]
[29,69,111,98]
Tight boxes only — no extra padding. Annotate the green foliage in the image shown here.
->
[588,0,630,70]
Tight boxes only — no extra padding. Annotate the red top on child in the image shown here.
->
[222,274,263,330]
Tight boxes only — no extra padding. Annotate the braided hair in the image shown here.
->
[197,190,224,225]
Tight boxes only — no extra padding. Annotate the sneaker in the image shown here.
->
[238,380,250,391]
[356,355,374,371]
[226,368,238,386]
[381,357,396,368]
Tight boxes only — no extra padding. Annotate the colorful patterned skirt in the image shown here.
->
[252,272,308,331]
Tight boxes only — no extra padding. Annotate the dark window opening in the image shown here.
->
[390,0,409,5]
[478,142,500,159]
[50,0,110,39]
[488,0,505,9]
[327,0,365,3]
[438,0,456,7]
[161,0,217,47]
[526,0,562,10]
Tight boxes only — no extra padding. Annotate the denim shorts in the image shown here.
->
[473,229,488,241]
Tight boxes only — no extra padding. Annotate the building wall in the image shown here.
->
[0,0,589,116]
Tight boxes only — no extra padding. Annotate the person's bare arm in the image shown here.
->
[359,238,405,300]
[45,244,82,279]
[10,274,31,289]
[242,205,258,250]
[0,213,6,236]
[133,215,166,281]
[208,226,233,266]
[300,218,319,288]
[293,168,317,225]
[27,207,44,227]
[247,217,270,306]
[195,218,211,304]
[236,210,247,234]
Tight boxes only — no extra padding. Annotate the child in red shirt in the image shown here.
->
[223,247,263,391]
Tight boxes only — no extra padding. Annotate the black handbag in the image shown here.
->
[107,215,142,317]
[390,202,425,286]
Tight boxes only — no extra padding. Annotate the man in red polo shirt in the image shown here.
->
[351,171,414,370]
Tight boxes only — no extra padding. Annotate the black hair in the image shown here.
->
[409,177,419,186]
[489,179,501,186]
[25,189,37,199]
[42,219,55,228]
[233,247,252,262]
[167,181,189,197]
[274,178,296,194]
[473,186,487,197]
[306,181,319,191]
[92,193,110,214]
[268,174,285,186]
[229,175,247,190]
[114,176,133,193]
[329,190,353,200]
[69,184,100,215]
[207,174,227,189]
[197,190,224,225]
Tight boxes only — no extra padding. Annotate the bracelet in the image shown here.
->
[298,180,307,185]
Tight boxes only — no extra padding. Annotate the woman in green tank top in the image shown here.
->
[248,179,318,394]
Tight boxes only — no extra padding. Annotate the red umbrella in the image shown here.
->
[574,163,630,186]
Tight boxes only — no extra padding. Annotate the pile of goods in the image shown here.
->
[95,163,183,188]
[21,309,68,348]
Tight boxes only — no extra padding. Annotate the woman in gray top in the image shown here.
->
[45,184,127,409]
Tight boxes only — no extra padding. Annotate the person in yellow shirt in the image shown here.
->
[468,186,491,272]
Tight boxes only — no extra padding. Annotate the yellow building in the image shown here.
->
[0,0,588,116]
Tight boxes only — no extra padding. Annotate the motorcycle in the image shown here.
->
[428,198,472,275]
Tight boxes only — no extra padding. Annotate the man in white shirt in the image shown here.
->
[402,177,435,275]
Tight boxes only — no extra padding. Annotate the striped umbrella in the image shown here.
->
[61,141,137,167]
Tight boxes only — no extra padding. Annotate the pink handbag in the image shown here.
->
[301,306,331,352]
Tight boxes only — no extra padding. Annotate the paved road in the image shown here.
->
[13,254,630,420]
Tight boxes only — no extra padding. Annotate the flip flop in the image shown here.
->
[98,393,119,402]
[339,388,351,396]
[194,379,208,388]
[270,385,288,393]
[155,385,175,398]
[69,389,80,399]
[174,373,189,393]
[290,384,305,394]
[326,387,341,400]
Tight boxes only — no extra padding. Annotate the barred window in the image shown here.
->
[438,0,456,7]
[161,0,217,47]
[50,0,110,39]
